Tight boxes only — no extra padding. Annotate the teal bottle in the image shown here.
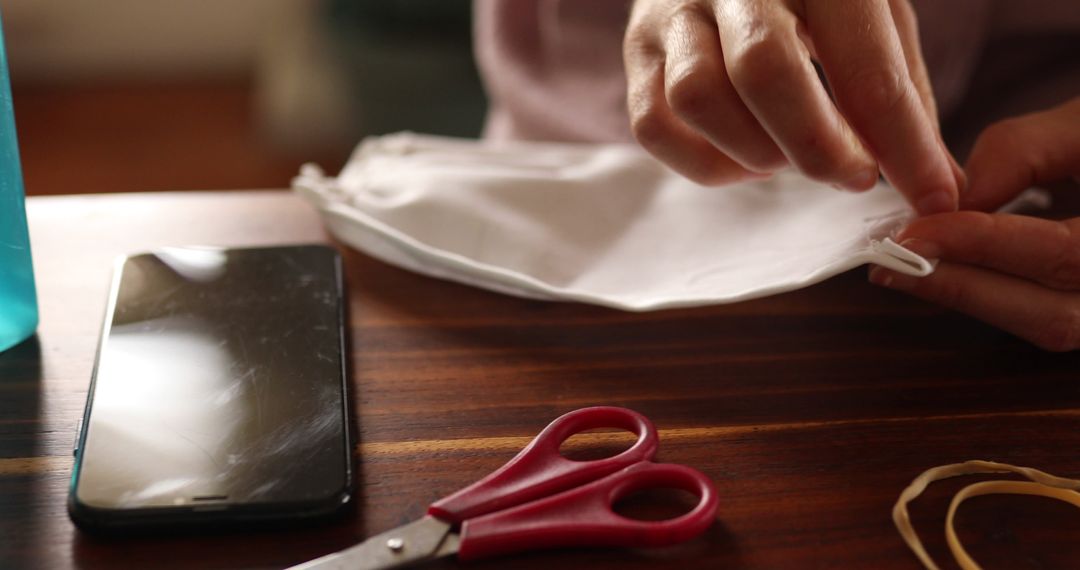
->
[0,8,38,352]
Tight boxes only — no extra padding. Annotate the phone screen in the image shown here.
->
[71,245,350,524]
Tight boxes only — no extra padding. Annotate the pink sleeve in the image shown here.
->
[474,0,1079,146]
[473,0,634,143]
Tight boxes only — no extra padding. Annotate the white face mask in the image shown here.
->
[293,133,1034,311]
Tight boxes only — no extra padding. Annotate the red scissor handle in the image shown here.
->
[455,461,719,561]
[428,407,659,523]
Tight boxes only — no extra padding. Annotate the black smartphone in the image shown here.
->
[69,244,352,532]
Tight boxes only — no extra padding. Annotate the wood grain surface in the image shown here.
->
[3,190,1080,570]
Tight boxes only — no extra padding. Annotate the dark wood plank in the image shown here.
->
[3,190,1079,570]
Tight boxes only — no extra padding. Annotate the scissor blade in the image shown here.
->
[287,516,457,570]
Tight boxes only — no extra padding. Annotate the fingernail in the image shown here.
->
[841,168,880,192]
[939,136,968,197]
[898,238,942,261]
[915,191,956,216]
[869,266,917,291]
[868,266,894,288]
[949,154,967,196]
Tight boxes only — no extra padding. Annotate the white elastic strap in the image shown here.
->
[871,237,936,275]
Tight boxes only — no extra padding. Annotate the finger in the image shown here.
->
[962,98,1080,211]
[898,212,1080,291]
[887,0,967,194]
[624,24,755,185]
[886,0,936,128]
[713,0,880,191]
[869,261,1080,351]
[807,0,959,215]
[662,5,787,173]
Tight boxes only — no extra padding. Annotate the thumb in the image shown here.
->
[962,97,1080,212]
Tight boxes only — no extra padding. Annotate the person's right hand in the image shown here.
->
[623,0,964,215]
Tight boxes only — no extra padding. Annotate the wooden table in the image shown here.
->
[3,190,1080,570]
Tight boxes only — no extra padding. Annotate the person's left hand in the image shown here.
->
[869,98,1080,351]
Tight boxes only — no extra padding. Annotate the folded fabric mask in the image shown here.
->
[293,133,1022,311]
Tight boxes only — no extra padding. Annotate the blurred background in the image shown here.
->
[1,0,486,196]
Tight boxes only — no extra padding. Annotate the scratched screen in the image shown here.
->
[75,245,348,510]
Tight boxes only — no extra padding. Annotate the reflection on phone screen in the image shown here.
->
[75,246,348,511]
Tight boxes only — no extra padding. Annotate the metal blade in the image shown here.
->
[287,516,457,570]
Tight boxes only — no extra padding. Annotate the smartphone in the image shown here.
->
[69,245,352,532]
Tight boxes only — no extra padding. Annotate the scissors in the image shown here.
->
[290,406,718,569]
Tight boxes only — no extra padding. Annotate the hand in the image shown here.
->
[623,0,964,215]
[870,98,1080,351]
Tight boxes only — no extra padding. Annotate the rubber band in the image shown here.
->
[894,460,1080,570]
